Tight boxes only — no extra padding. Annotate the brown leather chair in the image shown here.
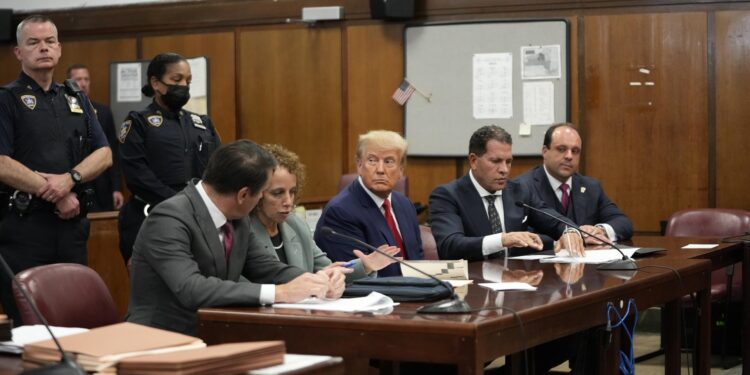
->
[12,263,119,328]
[338,173,409,196]
[664,208,750,365]
[420,225,439,260]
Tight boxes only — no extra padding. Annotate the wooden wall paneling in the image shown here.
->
[584,12,709,232]
[715,11,750,210]
[238,26,343,203]
[141,32,237,142]
[87,212,130,318]
[344,23,404,171]
[0,43,19,85]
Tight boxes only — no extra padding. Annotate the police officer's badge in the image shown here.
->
[119,120,132,143]
[147,115,163,127]
[65,94,83,113]
[191,114,206,130]
[20,95,36,110]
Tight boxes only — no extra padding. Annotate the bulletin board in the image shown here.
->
[404,20,569,156]
[108,56,209,126]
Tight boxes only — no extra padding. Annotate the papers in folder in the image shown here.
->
[539,248,639,264]
[272,291,396,312]
[22,322,205,372]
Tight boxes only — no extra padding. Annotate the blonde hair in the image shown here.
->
[261,143,306,202]
[356,130,408,165]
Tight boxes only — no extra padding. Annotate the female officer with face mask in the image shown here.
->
[118,52,220,265]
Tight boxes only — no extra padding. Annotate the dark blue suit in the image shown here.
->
[428,175,566,261]
[515,165,633,241]
[314,180,423,276]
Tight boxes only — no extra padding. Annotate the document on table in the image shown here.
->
[539,248,639,264]
[508,254,555,260]
[478,282,537,291]
[682,244,719,249]
[272,292,396,312]
[250,354,341,375]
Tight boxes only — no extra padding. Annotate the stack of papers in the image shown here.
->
[538,248,639,264]
[400,259,468,280]
[118,341,285,375]
[273,291,396,312]
[23,322,205,373]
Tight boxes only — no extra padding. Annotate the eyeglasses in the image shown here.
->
[365,156,399,169]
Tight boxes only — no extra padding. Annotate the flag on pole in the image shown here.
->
[392,79,416,105]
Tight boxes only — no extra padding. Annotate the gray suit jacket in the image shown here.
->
[126,181,305,336]
[248,214,369,281]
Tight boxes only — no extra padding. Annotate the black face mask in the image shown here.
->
[159,82,190,111]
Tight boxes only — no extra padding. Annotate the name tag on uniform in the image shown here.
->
[65,94,83,113]
[190,114,206,130]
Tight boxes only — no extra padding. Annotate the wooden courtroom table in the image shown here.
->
[198,255,711,375]
[629,236,749,373]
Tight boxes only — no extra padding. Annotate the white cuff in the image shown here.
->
[260,284,275,305]
[482,233,507,256]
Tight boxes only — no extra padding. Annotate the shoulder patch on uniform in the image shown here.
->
[20,95,36,110]
[146,114,163,127]
[119,120,132,143]
[190,114,206,130]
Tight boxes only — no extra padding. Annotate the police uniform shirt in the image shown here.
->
[119,101,220,205]
[0,72,108,174]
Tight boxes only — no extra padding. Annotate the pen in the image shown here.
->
[342,260,357,268]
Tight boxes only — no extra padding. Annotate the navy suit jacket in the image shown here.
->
[515,165,633,241]
[314,180,423,276]
[428,175,566,261]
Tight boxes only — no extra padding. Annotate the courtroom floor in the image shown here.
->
[631,332,742,375]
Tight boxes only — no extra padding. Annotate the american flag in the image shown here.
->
[392,79,416,105]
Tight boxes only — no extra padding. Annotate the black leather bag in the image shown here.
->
[344,276,452,302]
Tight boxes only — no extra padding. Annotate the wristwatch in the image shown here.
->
[69,169,82,185]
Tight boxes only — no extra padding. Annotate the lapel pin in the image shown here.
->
[580,187,586,193]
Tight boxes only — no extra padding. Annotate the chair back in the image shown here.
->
[12,263,119,328]
[420,225,439,260]
[338,173,409,196]
[665,208,750,301]
[665,208,750,237]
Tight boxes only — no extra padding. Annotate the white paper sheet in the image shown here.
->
[478,282,537,291]
[250,354,340,375]
[539,248,639,264]
[116,62,142,102]
[473,53,513,119]
[272,292,396,312]
[682,244,719,249]
[523,81,554,126]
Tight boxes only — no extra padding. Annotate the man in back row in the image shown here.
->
[515,123,632,244]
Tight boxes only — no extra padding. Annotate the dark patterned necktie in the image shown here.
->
[560,183,570,214]
[484,195,503,234]
[221,221,234,261]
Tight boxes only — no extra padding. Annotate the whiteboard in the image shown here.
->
[404,20,569,156]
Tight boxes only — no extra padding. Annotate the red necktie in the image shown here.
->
[560,183,570,214]
[221,221,234,261]
[383,198,406,259]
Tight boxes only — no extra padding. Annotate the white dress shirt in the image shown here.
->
[469,170,507,256]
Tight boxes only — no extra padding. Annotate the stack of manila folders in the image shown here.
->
[21,322,285,374]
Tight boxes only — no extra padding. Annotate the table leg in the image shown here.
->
[694,288,710,374]
[663,300,680,375]
[743,241,750,375]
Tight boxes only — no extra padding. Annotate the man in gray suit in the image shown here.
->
[127,140,345,335]
[515,123,633,244]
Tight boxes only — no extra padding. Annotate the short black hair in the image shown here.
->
[202,140,277,195]
[468,125,512,156]
[543,123,578,149]
[66,63,88,78]
[141,52,187,97]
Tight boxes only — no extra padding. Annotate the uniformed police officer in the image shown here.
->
[0,15,112,323]
[119,52,220,265]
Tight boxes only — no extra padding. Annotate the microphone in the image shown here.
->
[0,256,86,374]
[319,226,471,314]
[514,201,636,271]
